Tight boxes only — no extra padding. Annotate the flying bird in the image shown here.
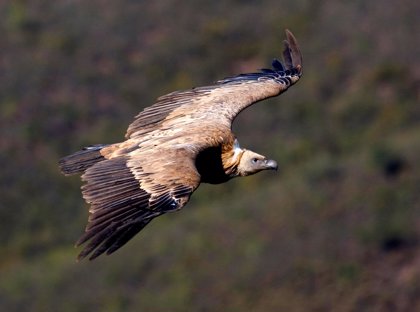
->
[59,29,303,260]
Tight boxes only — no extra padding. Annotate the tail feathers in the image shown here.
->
[59,144,109,175]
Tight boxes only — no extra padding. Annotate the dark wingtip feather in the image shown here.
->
[217,29,302,84]
[76,223,119,261]
[272,59,284,71]
[282,39,293,70]
[284,29,302,74]
[77,220,152,261]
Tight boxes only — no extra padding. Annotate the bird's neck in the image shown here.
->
[221,139,244,178]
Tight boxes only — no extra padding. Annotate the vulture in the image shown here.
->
[59,29,303,260]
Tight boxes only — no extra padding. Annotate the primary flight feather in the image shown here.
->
[59,29,303,260]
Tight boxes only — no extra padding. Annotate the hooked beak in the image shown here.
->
[264,159,278,171]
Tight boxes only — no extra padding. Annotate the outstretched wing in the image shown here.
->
[77,148,200,260]
[126,29,302,138]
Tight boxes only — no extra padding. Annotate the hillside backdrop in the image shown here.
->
[1,1,419,311]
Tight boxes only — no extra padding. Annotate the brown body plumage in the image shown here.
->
[59,30,303,260]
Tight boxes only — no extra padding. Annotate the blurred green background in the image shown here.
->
[1,0,419,311]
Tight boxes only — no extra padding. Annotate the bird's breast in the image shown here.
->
[195,145,231,184]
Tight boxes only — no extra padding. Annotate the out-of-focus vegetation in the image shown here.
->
[1,0,419,311]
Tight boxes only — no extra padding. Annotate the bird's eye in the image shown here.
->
[252,158,258,164]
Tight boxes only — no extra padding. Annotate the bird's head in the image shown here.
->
[236,150,278,177]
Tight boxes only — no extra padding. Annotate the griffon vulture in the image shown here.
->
[59,30,302,260]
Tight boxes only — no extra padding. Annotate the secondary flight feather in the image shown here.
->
[59,29,303,260]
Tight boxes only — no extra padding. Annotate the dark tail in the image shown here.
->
[59,144,109,175]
